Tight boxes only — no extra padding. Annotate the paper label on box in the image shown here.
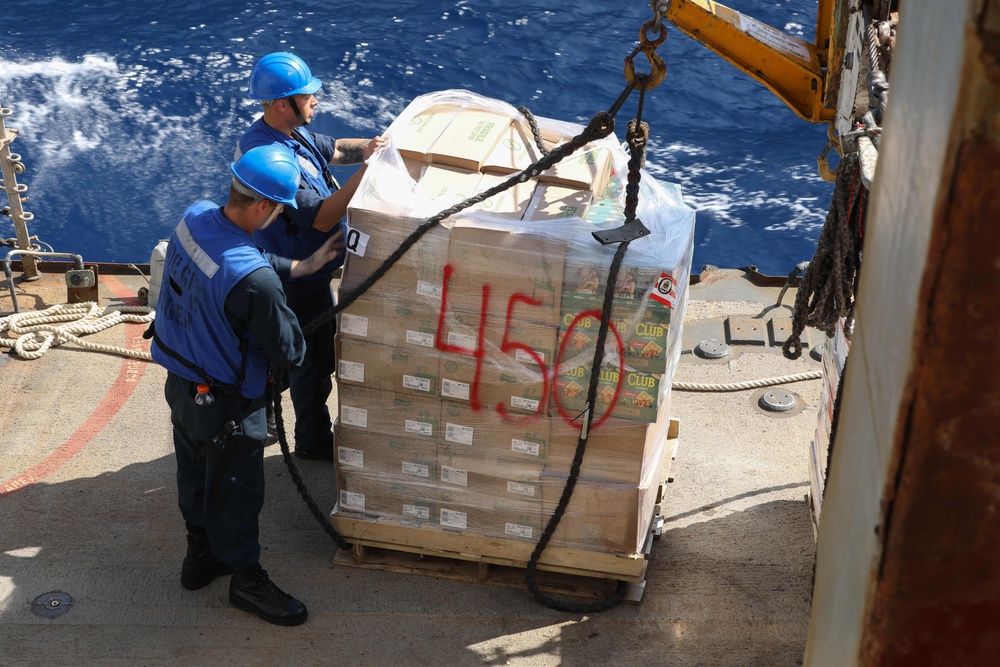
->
[340,490,365,512]
[406,330,435,347]
[441,379,470,400]
[511,439,541,457]
[417,280,442,298]
[649,272,677,309]
[402,461,430,478]
[337,447,364,468]
[440,465,468,487]
[344,225,370,257]
[506,523,533,539]
[440,508,468,529]
[340,313,369,337]
[507,481,536,497]
[447,332,477,350]
[338,360,365,383]
[445,423,474,446]
[515,349,543,364]
[511,396,540,411]
[341,405,368,429]
[404,419,433,437]
[404,504,430,520]
[403,375,432,393]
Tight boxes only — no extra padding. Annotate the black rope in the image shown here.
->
[517,106,552,157]
[524,88,650,613]
[783,152,866,359]
[524,241,631,613]
[271,367,351,550]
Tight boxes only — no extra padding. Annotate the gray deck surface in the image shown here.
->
[0,268,819,666]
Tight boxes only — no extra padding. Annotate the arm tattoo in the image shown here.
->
[335,139,367,164]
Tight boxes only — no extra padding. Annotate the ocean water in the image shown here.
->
[0,0,830,275]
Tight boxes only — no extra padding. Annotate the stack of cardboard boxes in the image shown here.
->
[810,317,850,530]
[331,92,694,556]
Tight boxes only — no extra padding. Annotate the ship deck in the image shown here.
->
[0,265,820,666]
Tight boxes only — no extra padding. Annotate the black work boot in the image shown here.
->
[229,563,308,626]
[265,406,278,445]
[181,526,232,590]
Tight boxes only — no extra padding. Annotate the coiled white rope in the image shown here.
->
[0,302,155,361]
[672,371,822,392]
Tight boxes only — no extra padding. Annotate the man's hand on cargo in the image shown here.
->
[363,135,386,161]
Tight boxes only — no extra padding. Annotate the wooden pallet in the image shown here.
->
[332,542,638,601]
[329,422,680,603]
[330,513,656,603]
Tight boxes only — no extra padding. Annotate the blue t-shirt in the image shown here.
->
[238,119,343,297]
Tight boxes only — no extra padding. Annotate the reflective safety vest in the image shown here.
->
[150,202,271,398]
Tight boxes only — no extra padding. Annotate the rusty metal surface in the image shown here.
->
[860,60,1000,664]
[66,263,100,305]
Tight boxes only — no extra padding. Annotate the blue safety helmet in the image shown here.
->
[230,145,300,208]
[247,52,322,100]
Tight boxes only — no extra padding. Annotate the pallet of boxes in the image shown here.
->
[330,89,695,598]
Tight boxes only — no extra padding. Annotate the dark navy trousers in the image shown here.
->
[282,287,335,453]
[165,372,268,569]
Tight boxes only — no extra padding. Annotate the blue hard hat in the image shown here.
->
[247,52,322,100]
[230,145,300,207]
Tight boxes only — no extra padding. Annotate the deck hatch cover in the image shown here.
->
[725,316,767,346]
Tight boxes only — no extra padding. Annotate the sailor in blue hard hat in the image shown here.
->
[239,52,385,463]
[148,144,342,627]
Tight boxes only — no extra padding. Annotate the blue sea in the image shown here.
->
[1,0,829,275]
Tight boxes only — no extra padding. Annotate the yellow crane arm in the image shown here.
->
[663,0,839,123]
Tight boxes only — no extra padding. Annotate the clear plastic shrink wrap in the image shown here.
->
[333,90,695,555]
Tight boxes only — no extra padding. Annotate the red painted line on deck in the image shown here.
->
[1,276,152,498]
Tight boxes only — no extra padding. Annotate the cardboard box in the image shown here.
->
[441,309,558,371]
[439,399,551,459]
[552,362,661,423]
[337,469,442,526]
[539,145,613,194]
[338,296,440,350]
[523,184,594,222]
[337,386,440,440]
[561,254,676,325]
[541,476,659,553]
[392,105,461,162]
[546,417,652,484]
[445,220,567,326]
[438,349,548,416]
[337,336,440,398]
[413,163,485,208]
[469,173,535,220]
[557,306,670,374]
[341,207,450,306]
[481,121,543,175]
[427,109,513,171]
[335,426,438,482]
[478,503,544,542]
[437,443,544,505]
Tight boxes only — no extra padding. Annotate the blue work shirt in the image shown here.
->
[238,119,343,298]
